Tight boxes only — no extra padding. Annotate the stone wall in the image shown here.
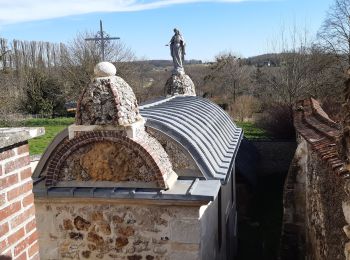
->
[281,98,349,260]
[340,76,350,161]
[0,128,44,259]
[35,198,201,260]
[280,138,307,260]
[147,128,201,178]
[281,136,346,260]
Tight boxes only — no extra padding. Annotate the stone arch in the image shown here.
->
[45,131,166,188]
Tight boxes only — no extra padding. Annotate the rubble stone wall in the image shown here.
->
[76,76,141,126]
[281,136,346,260]
[35,199,202,260]
[147,128,202,178]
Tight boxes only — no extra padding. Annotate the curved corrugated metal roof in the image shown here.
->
[140,95,243,182]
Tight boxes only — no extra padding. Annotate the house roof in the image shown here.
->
[140,95,243,183]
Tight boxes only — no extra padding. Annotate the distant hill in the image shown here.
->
[134,59,203,68]
[245,53,281,67]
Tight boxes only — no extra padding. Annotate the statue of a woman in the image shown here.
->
[166,28,186,75]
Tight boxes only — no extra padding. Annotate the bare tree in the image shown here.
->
[204,52,252,103]
[306,45,344,99]
[318,0,350,70]
[257,25,317,108]
[59,31,135,99]
[0,38,11,70]
[186,63,209,96]
[259,51,310,106]
[231,95,260,122]
[0,32,138,117]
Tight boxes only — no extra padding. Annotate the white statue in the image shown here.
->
[166,28,186,75]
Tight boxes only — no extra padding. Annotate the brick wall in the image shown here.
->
[0,142,39,259]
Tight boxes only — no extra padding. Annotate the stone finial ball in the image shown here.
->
[94,62,117,77]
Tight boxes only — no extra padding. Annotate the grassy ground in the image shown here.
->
[26,118,74,155]
[236,122,269,139]
[0,118,74,155]
[0,118,267,155]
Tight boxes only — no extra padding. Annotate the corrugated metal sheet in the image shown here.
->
[140,95,243,182]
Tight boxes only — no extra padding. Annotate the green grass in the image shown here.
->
[26,118,74,155]
[0,117,74,155]
[28,125,68,155]
[23,118,74,127]
[236,122,269,139]
[0,118,266,155]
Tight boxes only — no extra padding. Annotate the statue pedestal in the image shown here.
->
[165,73,196,96]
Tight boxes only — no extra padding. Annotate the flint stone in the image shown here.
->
[165,74,196,96]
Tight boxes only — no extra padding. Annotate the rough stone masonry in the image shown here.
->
[47,61,177,189]
[32,61,242,260]
[280,98,349,260]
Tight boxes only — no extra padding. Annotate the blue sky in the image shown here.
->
[0,0,334,61]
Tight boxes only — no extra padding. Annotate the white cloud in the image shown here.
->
[0,0,267,25]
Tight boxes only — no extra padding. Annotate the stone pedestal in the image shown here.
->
[165,73,196,96]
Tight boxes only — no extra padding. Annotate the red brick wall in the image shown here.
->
[0,142,39,259]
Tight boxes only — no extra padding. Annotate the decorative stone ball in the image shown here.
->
[94,62,116,77]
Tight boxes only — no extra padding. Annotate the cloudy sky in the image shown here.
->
[0,0,334,60]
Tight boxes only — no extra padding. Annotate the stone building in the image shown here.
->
[280,98,350,260]
[32,62,243,259]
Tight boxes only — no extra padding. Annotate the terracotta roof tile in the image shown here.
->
[294,98,349,177]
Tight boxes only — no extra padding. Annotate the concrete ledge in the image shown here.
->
[0,127,45,149]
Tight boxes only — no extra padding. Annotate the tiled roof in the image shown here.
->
[140,95,243,182]
[294,98,349,176]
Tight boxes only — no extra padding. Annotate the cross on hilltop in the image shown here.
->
[85,20,120,61]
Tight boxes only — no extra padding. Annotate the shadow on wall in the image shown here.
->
[235,138,297,260]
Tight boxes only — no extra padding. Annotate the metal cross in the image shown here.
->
[85,20,120,61]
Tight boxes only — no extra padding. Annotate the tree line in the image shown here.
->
[1,0,349,139]
[0,33,135,117]
[197,0,350,137]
